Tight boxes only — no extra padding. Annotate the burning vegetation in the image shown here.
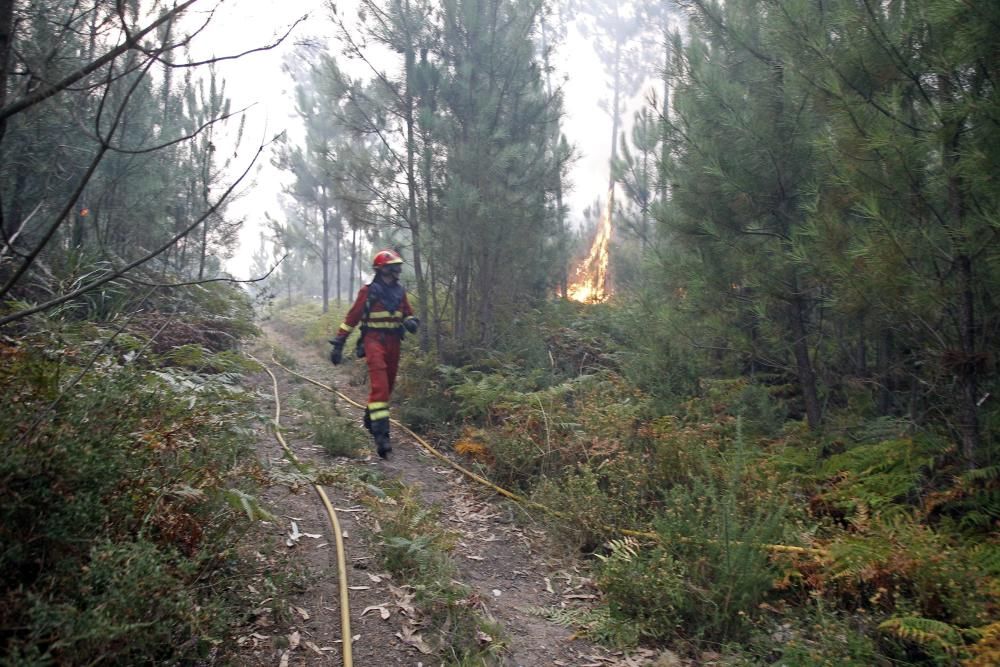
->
[566,194,613,303]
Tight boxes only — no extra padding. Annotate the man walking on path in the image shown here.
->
[329,249,419,458]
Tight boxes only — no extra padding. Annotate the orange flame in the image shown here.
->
[566,193,612,303]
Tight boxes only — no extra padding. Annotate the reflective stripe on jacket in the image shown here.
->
[336,282,415,338]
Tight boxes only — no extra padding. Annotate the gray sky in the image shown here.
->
[200,0,629,277]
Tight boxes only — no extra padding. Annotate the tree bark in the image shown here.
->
[321,207,330,313]
[790,294,822,429]
[0,0,13,236]
[956,253,980,466]
[941,73,981,466]
[348,226,357,303]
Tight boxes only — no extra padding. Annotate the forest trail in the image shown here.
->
[232,324,645,666]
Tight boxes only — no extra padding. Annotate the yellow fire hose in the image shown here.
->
[268,354,829,560]
[249,354,353,667]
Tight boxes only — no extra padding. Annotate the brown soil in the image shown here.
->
[226,325,660,666]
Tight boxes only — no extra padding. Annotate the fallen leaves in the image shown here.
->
[396,622,434,654]
[285,520,321,547]
[361,604,391,620]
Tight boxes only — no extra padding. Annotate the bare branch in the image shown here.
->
[0,0,200,122]
[0,137,271,328]
[0,55,157,301]
[0,201,42,260]
[151,15,308,69]
[106,103,255,155]
[122,254,287,288]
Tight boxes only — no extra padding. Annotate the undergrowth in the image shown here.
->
[0,285,266,665]
[297,388,369,458]
[358,475,506,665]
[394,302,1000,665]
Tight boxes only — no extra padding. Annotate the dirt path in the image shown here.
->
[230,326,642,666]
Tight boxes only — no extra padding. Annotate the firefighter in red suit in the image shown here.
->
[329,249,419,458]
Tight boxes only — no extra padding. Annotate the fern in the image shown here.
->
[220,488,277,522]
[828,533,894,580]
[595,536,640,563]
[522,605,638,646]
[962,465,1000,484]
[879,616,968,657]
[817,436,948,512]
[965,621,1000,667]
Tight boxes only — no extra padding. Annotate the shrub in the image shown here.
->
[730,602,880,666]
[396,353,462,434]
[813,436,950,515]
[823,515,995,629]
[595,538,686,641]
[0,320,261,664]
[19,540,223,664]
[311,413,369,458]
[271,302,347,348]
[647,476,786,643]
[362,481,505,663]
[533,457,655,550]
[586,426,787,645]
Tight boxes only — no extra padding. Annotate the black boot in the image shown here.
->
[363,407,372,433]
[371,418,392,459]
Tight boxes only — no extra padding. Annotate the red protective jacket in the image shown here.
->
[335,281,415,423]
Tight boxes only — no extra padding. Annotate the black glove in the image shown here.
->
[329,337,345,365]
[403,317,419,334]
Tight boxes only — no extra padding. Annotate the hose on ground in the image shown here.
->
[269,354,829,560]
[250,353,354,667]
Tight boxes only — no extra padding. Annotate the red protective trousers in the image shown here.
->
[363,331,401,422]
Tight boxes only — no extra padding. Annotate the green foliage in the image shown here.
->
[931,464,1000,534]
[395,353,460,434]
[476,369,648,491]
[525,604,641,647]
[814,436,950,514]
[271,345,299,370]
[878,616,973,664]
[0,315,262,664]
[595,537,685,641]
[644,460,788,642]
[311,413,368,458]
[731,603,880,666]
[18,540,223,665]
[616,299,702,409]
[166,344,260,374]
[824,515,994,628]
[374,484,457,581]
[296,388,368,458]
[363,480,505,664]
[533,460,650,549]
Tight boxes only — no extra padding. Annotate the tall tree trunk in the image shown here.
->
[348,226,357,302]
[0,0,14,237]
[790,294,822,429]
[658,29,670,206]
[197,130,213,280]
[321,207,330,313]
[941,73,981,466]
[403,21,429,352]
[197,215,209,279]
[421,134,437,352]
[540,14,568,296]
[956,253,980,466]
[0,0,13,118]
[608,40,622,193]
[334,212,341,306]
[876,328,893,415]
